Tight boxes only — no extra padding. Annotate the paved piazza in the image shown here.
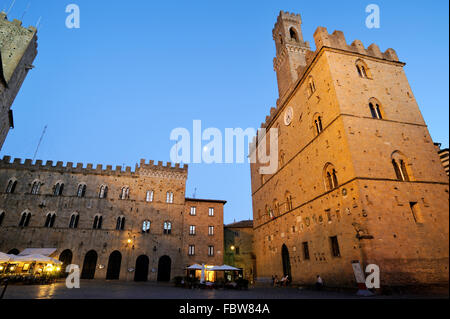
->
[1,280,446,299]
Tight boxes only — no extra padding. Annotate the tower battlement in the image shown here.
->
[0,156,188,178]
[0,11,37,84]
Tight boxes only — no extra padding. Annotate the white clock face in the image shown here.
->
[284,107,294,126]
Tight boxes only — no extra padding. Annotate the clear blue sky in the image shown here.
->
[1,0,448,224]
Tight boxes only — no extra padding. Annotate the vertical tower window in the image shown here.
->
[44,213,56,228]
[69,213,79,229]
[289,27,298,42]
[93,215,103,230]
[0,211,5,226]
[189,225,196,235]
[164,221,172,234]
[19,212,31,227]
[356,59,371,79]
[190,207,197,216]
[369,99,383,119]
[146,190,154,202]
[6,180,17,194]
[208,246,215,257]
[302,242,310,260]
[314,115,323,135]
[77,184,87,198]
[392,152,412,182]
[208,226,214,236]
[142,220,151,233]
[188,245,195,256]
[99,185,108,199]
[120,187,129,200]
[330,236,341,257]
[116,216,125,230]
[324,164,339,191]
[166,192,174,204]
[31,181,41,195]
[54,183,64,196]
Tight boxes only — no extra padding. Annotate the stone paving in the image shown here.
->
[1,280,447,299]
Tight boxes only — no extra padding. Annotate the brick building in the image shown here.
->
[0,12,38,151]
[0,156,225,281]
[250,12,449,288]
[224,220,256,282]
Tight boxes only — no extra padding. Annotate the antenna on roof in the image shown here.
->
[35,16,41,30]
[6,0,16,15]
[21,1,31,21]
[33,125,47,161]
[192,187,197,199]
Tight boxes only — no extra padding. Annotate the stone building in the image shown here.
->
[0,12,38,151]
[435,143,449,176]
[224,220,256,282]
[0,156,225,281]
[250,11,449,288]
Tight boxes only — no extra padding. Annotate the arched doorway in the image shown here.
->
[59,249,73,275]
[281,244,292,280]
[81,250,97,280]
[106,251,122,280]
[7,248,19,255]
[134,255,149,282]
[157,255,171,282]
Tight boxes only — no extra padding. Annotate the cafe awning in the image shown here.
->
[187,264,203,270]
[210,265,241,271]
[18,248,57,257]
[0,252,11,262]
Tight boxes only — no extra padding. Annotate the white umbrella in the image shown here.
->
[211,265,240,271]
[10,254,62,264]
[187,264,203,270]
[0,252,11,263]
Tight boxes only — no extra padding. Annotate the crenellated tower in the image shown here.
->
[272,11,310,98]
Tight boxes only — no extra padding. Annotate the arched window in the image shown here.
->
[116,216,125,231]
[307,76,316,97]
[392,151,412,182]
[69,213,79,229]
[44,213,56,228]
[324,163,339,191]
[120,187,129,200]
[369,98,383,119]
[146,190,154,202]
[166,192,174,204]
[163,221,172,234]
[0,211,5,226]
[77,184,87,198]
[6,179,17,194]
[356,59,371,79]
[313,114,324,135]
[93,215,103,230]
[53,183,64,196]
[30,181,41,195]
[142,220,151,233]
[19,211,31,227]
[289,27,299,42]
[99,185,108,199]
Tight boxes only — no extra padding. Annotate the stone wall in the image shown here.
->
[0,156,225,281]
